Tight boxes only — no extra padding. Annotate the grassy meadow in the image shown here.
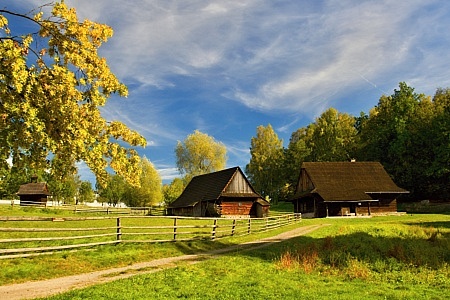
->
[1,203,449,299]
[41,210,450,299]
[0,203,301,285]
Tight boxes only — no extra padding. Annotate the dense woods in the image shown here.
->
[246,83,450,202]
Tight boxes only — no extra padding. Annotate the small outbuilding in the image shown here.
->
[290,161,408,218]
[168,167,270,218]
[17,177,50,206]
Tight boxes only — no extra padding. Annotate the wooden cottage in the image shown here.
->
[17,180,50,206]
[168,167,270,218]
[291,162,408,218]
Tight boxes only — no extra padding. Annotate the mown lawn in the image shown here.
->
[42,212,450,299]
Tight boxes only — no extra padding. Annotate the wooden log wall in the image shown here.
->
[220,201,253,216]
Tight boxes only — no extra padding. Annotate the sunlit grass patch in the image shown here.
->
[275,216,450,290]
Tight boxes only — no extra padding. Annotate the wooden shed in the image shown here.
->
[290,161,408,218]
[17,181,50,206]
[168,167,270,218]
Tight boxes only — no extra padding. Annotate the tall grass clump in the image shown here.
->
[276,221,450,287]
[278,245,319,273]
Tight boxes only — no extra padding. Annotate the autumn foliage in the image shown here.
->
[0,2,146,186]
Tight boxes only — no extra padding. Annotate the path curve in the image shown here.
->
[0,224,328,300]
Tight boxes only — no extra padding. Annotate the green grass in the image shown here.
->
[2,204,450,299]
[0,222,304,285]
[0,210,297,252]
[44,257,449,300]
[0,204,302,285]
[42,213,450,300]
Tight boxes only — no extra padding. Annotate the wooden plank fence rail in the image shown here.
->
[0,241,119,256]
[3,202,166,216]
[0,213,301,259]
[0,233,117,243]
[0,227,117,232]
[71,206,166,216]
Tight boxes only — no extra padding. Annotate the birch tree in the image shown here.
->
[309,108,357,162]
[246,124,283,203]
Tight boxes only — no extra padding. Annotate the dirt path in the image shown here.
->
[0,224,328,300]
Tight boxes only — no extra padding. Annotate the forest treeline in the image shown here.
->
[2,82,448,205]
[246,82,450,203]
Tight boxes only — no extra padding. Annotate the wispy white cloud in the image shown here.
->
[16,0,450,114]
[62,0,450,116]
[99,93,182,146]
[276,116,303,134]
[223,140,250,168]
[57,0,449,122]
[156,165,180,182]
[229,0,432,115]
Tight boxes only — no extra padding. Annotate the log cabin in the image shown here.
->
[168,167,270,218]
[17,177,50,206]
[290,161,408,218]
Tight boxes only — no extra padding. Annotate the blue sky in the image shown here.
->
[8,1,450,184]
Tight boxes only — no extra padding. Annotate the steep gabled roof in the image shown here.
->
[298,162,408,201]
[169,167,262,208]
[17,183,50,196]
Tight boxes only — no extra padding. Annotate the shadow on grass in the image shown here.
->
[405,220,450,229]
[170,238,234,255]
[222,229,450,271]
[399,202,450,216]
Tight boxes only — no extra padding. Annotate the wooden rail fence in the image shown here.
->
[68,205,166,216]
[0,213,301,259]
[3,201,167,216]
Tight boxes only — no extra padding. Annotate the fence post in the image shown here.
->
[247,218,251,234]
[211,218,217,240]
[173,217,177,240]
[116,217,122,241]
[231,219,236,236]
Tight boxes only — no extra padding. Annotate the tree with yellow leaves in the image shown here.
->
[124,157,163,207]
[245,124,283,203]
[175,130,227,181]
[0,2,146,186]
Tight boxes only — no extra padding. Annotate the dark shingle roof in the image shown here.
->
[17,183,50,196]
[169,167,262,208]
[299,162,408,201]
